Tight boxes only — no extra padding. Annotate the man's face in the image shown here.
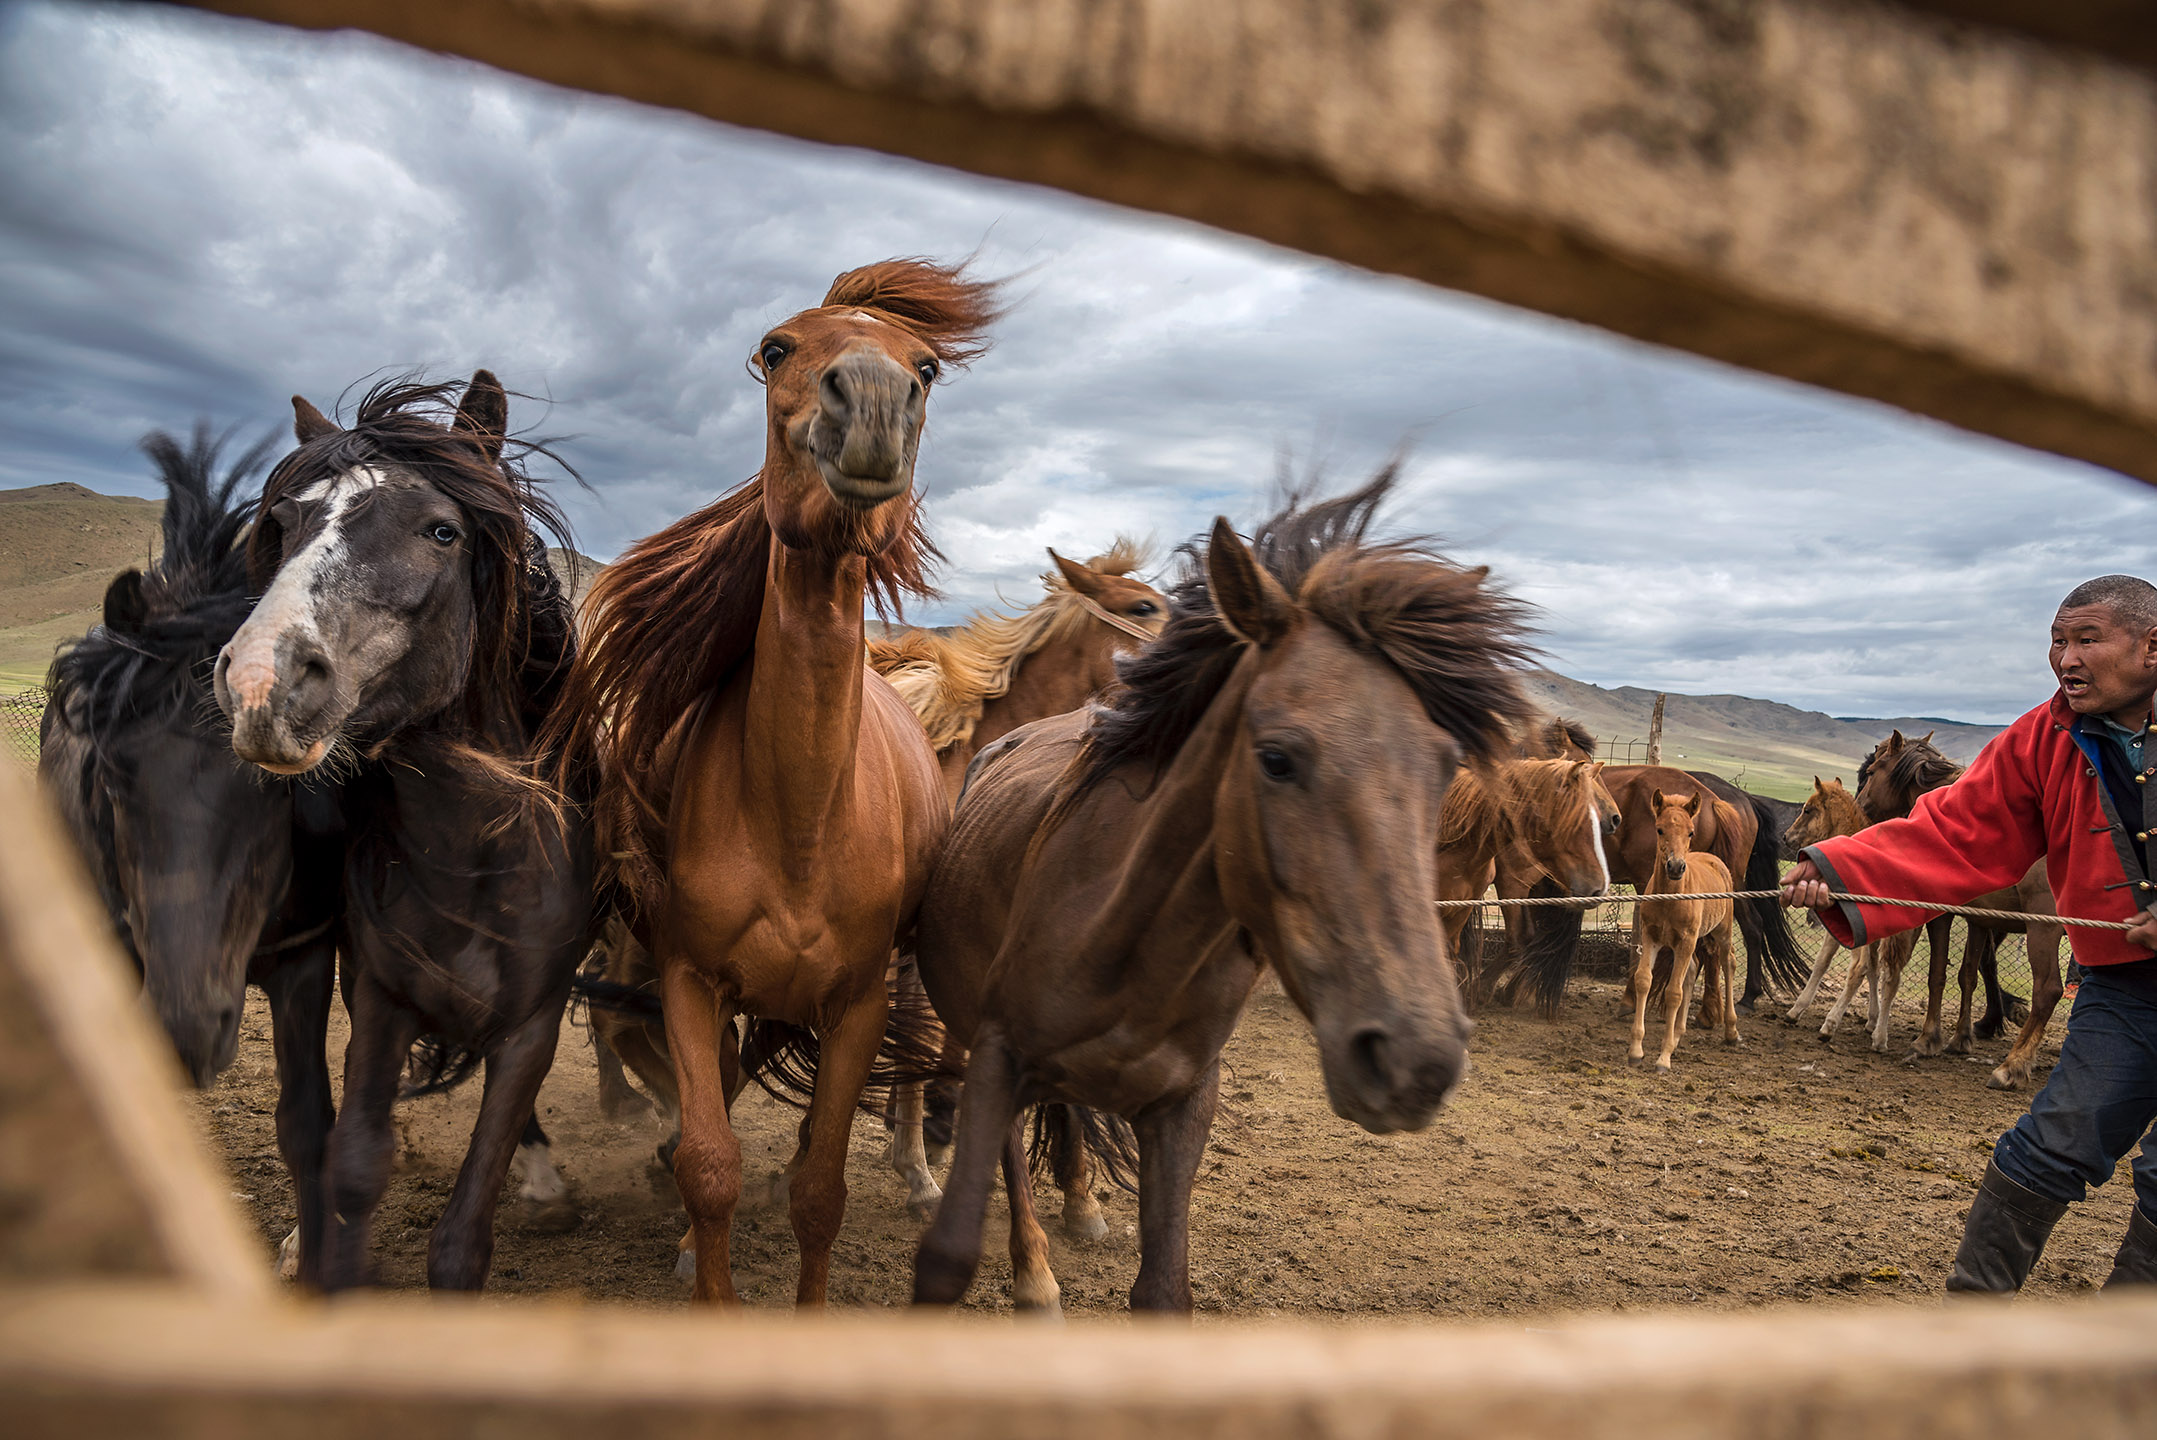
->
[2051,603,2157,720]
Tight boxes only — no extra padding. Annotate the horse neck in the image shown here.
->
[744,530,868,822]
[1040,663,1256,995]
[975,622,1113,750]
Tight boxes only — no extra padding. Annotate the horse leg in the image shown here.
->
[1951,925,1992,1056]
[785,991,886,1307]
[1733,902,1767,1013]
[602,1015,680,1167]
[261,947,335,1286]
[318,973,421,1292]
[883,962,941,1222]
[1626,931,1656,1064]
[661,959,742,1305]
[1784,933,1842,1023]
[1054,1106,1108,1242]
[1871,936,1909,1054]
[1656,937,1696,1071]
[428,1005,564,1291]
[916,1035,1026,1306]
[1908,920,1951,1058]
[1002,1119,1061,1313]
[1130,1061,1221,1313]
[1990,926,2067,1091]
[1716,927,1743,1045]
[1820,941,1870,1040]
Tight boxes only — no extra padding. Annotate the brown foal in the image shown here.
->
[554,259,999,1306]
[1627,790,1739,1071]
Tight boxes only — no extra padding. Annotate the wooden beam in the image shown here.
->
[4,1282,2156,1436]
[183,0,2157,485]
[0,760,270,1297]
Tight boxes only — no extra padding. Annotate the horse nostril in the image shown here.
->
[820,367,853,420]
[1350,1026,1393,1093]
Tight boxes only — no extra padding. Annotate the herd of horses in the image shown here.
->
[33,256,2082,1316]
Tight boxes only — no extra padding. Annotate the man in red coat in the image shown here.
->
[1784,575,2157,1295]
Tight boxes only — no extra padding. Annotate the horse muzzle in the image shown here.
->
[215,628,338,774]
[1316,1011,1470,1135]
[1663,857,1689,882]
[810,348,922,507]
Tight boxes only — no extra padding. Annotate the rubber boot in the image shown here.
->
[1946,1162,2067,1296]
[2102,1205,2157,1289]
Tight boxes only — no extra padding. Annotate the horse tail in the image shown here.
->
[741,956,961,1113]
[1514,877,1584,1018]
[1027,1102,1140,1195]
[1736,796,1806,991]
[568,971,665,1022]
[400,1035,485,1099]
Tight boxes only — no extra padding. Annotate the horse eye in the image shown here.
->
[427,523,460,547]
[1130,601,1157,616]
[1258,748,1295,781]
[917,358,940,385]
[759,341,790,371]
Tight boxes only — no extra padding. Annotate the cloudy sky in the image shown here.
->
[1,1,2146,723]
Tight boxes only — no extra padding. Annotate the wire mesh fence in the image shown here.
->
[0,688,45,768]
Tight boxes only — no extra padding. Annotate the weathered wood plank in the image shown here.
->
[0,759,269,1296]
[3,1282,2155,1437]
[188,0,2157,483]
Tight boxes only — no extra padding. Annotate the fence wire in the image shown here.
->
[1,688,44,768]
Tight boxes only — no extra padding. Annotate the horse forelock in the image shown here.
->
[1071,467,1534,801]
[817,257,1005,369]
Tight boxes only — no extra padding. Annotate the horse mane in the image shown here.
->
[1436,765,1504,851]
[869,537,1155,754]
[1517,715,1595,760]
[1858,733,1963,818]
[553,259,993,906]
[48,423,272,757]
[247,375,577,763]
[1807,779,1866,837]
[1073,466,1536,799]
[820,257,1004,368]
[1502,758,1594,852]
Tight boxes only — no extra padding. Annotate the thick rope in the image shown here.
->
[1433,890,2129,932]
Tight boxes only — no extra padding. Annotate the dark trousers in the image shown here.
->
[1993,967,2157,1219]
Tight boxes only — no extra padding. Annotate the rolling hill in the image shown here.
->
[0,483,2007,796]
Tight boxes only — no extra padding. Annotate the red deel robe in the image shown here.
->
[1805,694,2156,967]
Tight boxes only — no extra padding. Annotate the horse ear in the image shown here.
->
[292,395,338,444]
[1812,775,1824,792]
[1049,548,1107,600]
[1206,517,1294,647]
[1650,787,1666,811]
[1918,729,1935,746]
[453,369,508,460]
[102,569,148,635]
[1886,730,1906,751]
[1681,792,1702,815]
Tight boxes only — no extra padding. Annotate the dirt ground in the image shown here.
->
[188,966,2137,1318]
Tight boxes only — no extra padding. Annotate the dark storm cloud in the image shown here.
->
[0,0,2146,722]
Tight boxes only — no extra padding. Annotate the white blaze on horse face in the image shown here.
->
[1589,802,1611,892]
[222,466,383,711]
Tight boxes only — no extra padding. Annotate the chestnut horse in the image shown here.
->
[910,475,1533,1312]
[552,259,997,1306]
[1780,776,1885,1032]
[1437,757,1618,991]
[215,373,589,1290]
[1626,790,1738,1069]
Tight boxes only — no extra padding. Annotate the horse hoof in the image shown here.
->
[276,1225,301,1281]
[1654,1060,1672,1074]
[1063,1209,1110,1244]
[924,1143,952,1170]
[673,1248,696,1282]
[517,1197,583,1235]
[908,1188,943,1224]
[1986,1070,2022,1092]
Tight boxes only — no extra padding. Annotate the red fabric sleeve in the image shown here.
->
[1805,714,2050,948]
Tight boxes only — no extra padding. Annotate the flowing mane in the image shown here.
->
[552,258,997,903]
[1517,715,1596,760]
[869,537,1153,754]
[49,424,271,755]
[1073,467,1536,799]
[1436,764,1505,852]
[1857,731,1964,819]
[1503,758,1596,854]
[248,375,576,752]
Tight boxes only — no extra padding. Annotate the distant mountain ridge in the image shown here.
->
[0,485,2008,797]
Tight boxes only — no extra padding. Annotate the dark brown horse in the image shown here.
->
[910,474,1533,1312]
[215,372,590,1291]
[552,259,996,1306]
[1853,730,2032,1059]
[41,424,345,1277]
[868,540,1167,1225]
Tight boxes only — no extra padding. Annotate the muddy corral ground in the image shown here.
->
[190,970,2134,1317]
